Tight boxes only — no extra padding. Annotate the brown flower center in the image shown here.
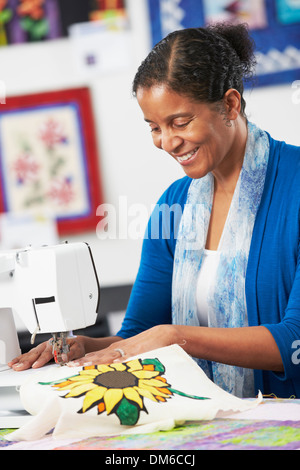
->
[94,371,138,389]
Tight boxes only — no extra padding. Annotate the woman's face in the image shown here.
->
[136,85,241,180]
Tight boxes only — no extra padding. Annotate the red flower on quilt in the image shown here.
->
[39,117,67,149]
[12,152,40,184]
[17,0,45,21]
[48,177,74,206]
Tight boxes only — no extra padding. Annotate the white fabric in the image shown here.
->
[196,249,220,326]
[5,345,262,441]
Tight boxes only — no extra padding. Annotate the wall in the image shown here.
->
[245,84,300,147]
[0,0,299,291]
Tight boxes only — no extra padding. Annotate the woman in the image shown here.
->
[9,23,300,398]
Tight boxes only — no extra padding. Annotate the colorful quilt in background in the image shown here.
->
[0,0,127,46]
[2,419,300,450]
[147,0,300,87]
[53,419,300,450]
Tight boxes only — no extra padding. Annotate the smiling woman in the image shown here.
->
[9,23,300,401]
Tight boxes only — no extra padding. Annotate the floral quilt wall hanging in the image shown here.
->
[0,87,103,235]
[5,345,262,441]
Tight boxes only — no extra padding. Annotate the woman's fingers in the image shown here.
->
[8,336,87,370]
[68,348,124,367]
[67,325,176,367]
[8,340,53,371]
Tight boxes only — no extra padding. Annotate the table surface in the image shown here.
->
[1,399,300,450]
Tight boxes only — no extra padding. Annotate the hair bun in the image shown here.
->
[208,22,256,77]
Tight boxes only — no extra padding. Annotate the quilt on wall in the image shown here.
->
[0,87,103,235]
[147,0,300,87]
[0,0,127,45]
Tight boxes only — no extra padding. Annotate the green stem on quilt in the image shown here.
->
[169,388,210,400]
[39,375,79,386]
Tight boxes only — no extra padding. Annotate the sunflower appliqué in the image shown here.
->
[39,357,209,426]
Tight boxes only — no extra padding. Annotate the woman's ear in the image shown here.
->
[223,88,242,121]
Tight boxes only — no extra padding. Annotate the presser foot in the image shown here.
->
[50,332,70,365]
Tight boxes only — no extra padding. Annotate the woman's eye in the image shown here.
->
[174,121,190,129]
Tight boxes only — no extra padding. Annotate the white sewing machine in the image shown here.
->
[0,242,100,371]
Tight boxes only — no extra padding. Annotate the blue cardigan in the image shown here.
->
[118,134,300,398]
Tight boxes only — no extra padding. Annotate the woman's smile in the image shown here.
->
[174,147,200,165]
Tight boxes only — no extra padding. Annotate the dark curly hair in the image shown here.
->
[132,23,256,117]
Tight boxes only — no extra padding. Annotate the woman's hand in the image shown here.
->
[8,336,87,371]
[67,325,178,367]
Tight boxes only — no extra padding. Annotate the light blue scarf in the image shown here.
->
[172,122,270,397]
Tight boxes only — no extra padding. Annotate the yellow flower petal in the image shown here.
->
[132,370,160,379]
[134,386,158,402]
[82,386,107,412]
[111,362,127,371]
[126,359,143,372]
[68,375,95,383]
[55,381,83,391]
[65,382,96,398]
[96,364,114,373]
[79,369,99,377]
[138,382,171,398]
[140,378,170,388]
[53,380,73,389]
[103,388,123,415]
[123,387,143,408]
